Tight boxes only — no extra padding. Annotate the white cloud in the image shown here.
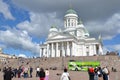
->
[18,54,27,58]
[86,13,120,40]
[0,0,14,20]
[17,12,62,38]
[0,28,39,54]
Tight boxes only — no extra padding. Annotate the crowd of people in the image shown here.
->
[2,65,50,80]
[3,66,33,80]
[88,66,110,80]
[2,65,111,80]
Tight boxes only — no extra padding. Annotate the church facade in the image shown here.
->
[40,9,103,57]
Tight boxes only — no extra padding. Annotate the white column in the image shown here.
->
[64,42,67,56]
[53,43,55,57]
[82,45,86,56]
[56,42,59,57]
[99,44,103,55]
[88,45,90,56]
[82,45,84,56]
[47,44,49,57]
[67,42,70,56]
[51,43,54,57]
[70,42,72,57]
[91,45,94,56]
[43,48,46,57]
[72,42,74,56]
[44,48,47,57]
[42,48,45,56]
[93,44,96,55]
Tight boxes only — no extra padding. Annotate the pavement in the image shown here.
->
[0,70,120,80]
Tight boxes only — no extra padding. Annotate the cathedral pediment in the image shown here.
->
[48,32,74,40]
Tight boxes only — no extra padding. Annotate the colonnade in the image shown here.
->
[40,41,103,57]
[40,41,72,57]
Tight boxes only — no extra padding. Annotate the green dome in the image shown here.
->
[51,25,56,28]
[66,8,77,14]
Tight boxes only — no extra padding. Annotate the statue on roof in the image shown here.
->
[78,19,83,25]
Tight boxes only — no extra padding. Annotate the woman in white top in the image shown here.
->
[60,68,70,80]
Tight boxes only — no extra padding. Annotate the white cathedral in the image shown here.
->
[40,8,103,57]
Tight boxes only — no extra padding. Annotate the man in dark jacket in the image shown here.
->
[4,67,14,80]
[38,68,46,80]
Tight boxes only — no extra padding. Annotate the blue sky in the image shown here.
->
[0,0,120,57]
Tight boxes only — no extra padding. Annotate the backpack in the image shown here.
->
[89,67,94,73]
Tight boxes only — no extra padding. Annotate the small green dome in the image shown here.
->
[51,25,56,28]
[66,8,77,14]
[50,25,58,32]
